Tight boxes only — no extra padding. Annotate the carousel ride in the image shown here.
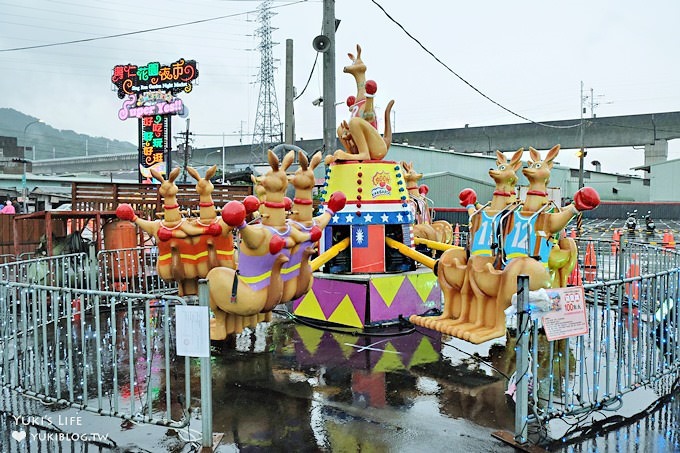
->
[115,44,600,345]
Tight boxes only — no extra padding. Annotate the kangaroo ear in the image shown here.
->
[169,167,181,182]
[309,151,322,170]
[205,165,217,180]
[282,150,295,171]
[150,168,165,183]
[511,158,524,172]
[510,147,524,164]
[268,149,280,172]
[544,144,560,168]
[495,150,506,166]
[298,150,309,171]
[187,166,201,182]
[529,147,541,163]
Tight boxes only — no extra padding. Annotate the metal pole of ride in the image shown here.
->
[198,280,213,449]
[514,275,530,444]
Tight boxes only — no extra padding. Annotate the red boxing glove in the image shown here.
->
[573,187,600,212]
[310,226,322,242]
[222,201,246,227]
[158,227,173,242]
[284,197,293,211]
[206,222,222,236]
[365,80,377,97]
[419,184,429,196]
[326,191,347,215]
[116,204,137,222]
[346,95,356,107]
[269,235,286,254]
[243,195,260,214]
[459,188,477,208]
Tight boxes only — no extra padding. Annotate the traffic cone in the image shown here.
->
[611,229,621,255]
[584,240,597,282]
[665,230,676,250]
[662,230,670,248]
[625,253,641,301]
[453,223,460,246]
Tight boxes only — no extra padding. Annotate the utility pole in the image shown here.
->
[322,0,337,158]
[577,81,587,235]
[221,133,226,183]
[285,39,295,145]
[579,81,585,190]
[182,118,191,184]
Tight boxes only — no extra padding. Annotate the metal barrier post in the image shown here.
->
[88,242,98,290]
[198,280,213,450]
[514,274,530,444]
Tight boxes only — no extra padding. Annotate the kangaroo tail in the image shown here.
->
[383,100,395,150]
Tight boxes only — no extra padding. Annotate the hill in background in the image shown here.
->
[0,108,136,160]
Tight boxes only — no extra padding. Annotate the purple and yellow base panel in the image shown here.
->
[292,267,440,328]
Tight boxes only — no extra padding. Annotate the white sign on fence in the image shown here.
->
[541,286,589,341]
[175,305,210,357]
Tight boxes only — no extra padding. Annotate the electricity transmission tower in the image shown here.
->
[251,0,283,163]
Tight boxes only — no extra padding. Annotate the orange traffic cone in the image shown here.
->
[584,240,597,282]
[625,253,641,301]
[453,223,460,246]
[611,229,621,255]
[665,230,676,250]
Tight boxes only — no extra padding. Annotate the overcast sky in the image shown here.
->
[1,0,679,175]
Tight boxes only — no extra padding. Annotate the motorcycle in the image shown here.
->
[644,211,656,234]
[625,210,638,233]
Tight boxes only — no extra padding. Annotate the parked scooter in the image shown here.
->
[625,210,638,233]
[644,211,656,234]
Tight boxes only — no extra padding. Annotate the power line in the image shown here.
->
[0,0,308,53]
[294,51,319,101]
[369,0,581,130]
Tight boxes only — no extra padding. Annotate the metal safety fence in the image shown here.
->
[512,237,680,446]
[0,247,212,448]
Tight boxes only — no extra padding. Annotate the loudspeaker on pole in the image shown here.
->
[312,35,331,53]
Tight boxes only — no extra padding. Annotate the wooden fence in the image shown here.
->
[0,182,254,257]
[71,182,253,219]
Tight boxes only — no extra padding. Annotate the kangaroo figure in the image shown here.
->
[116,167,208,295]
[326,44,395,163]
[412,148,524,336]
[206,150,322,340]
[286,150,346,301]
[187,165,236,275]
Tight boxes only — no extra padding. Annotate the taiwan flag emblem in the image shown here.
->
[352,225,369,248]
[351,224,385,272]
